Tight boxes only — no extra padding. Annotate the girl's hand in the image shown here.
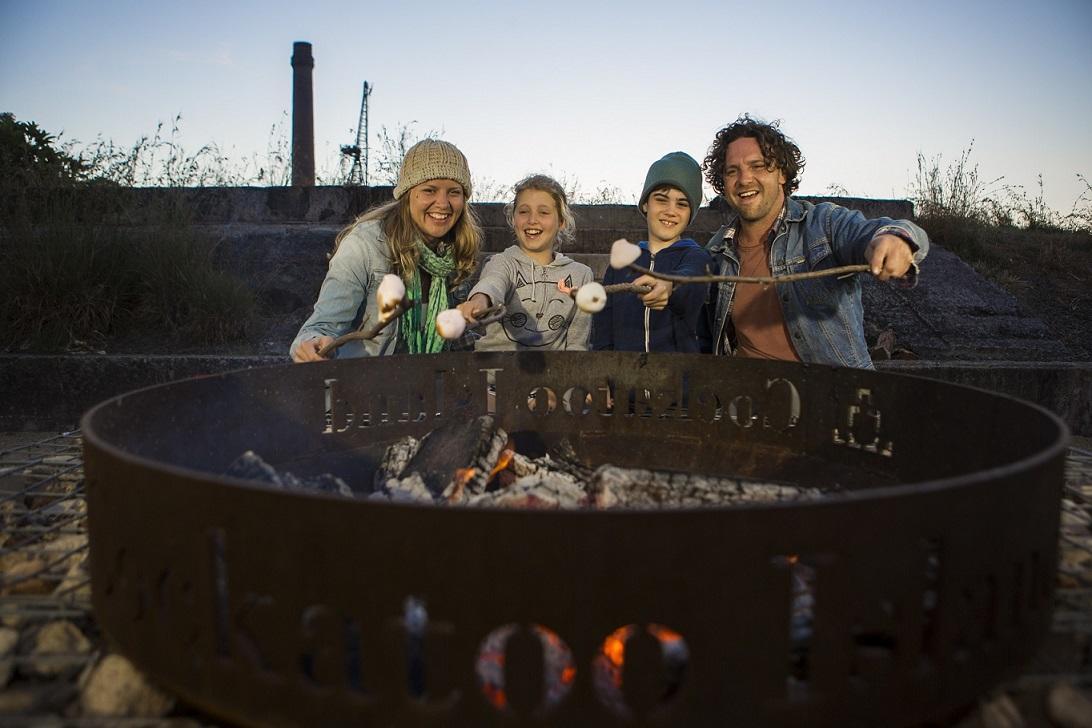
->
[456,293,492,323]
[292,336,335,362]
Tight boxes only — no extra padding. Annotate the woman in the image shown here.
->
[290,139,482,361]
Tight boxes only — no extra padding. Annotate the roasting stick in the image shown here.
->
[317,274,412,358]
[609,238,871,287]
[435,304,509,340]
[466,304,507,330]
[626,261,871,285]
[317,299,410,358]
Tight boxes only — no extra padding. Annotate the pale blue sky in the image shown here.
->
[2,0,1090,212]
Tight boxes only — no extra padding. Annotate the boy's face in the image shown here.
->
[643,186,690,247]
[722,136,786,227]
[513,189,562,257]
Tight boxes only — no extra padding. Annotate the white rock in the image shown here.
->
[435,309,467,340]
[26,619,92,677]
[376,274,406,321]
[80,653,175,717]
[609,238,641,269]
[575,282,607,313]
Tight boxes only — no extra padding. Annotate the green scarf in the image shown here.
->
[401,240,456,354]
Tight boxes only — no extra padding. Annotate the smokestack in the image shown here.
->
[291,41,315,187]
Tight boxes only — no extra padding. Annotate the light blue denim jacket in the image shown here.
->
[290,219,402,358]
[706,197,929,369]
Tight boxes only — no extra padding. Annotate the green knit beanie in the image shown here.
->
[638,151,703,224]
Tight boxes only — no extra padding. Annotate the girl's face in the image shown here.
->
[513,189,562,258]
[409,179,465,241]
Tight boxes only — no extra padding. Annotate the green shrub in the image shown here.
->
[0,221,254,352]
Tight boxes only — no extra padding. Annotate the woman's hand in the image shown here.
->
[291,336,335,363]
[456,293,492,323]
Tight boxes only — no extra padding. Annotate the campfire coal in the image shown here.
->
[80,351,1069,726]
[234,415,833,509]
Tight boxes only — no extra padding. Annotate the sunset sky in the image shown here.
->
[3,0,1090,213]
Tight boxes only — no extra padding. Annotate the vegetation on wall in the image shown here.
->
[0,113,255,353]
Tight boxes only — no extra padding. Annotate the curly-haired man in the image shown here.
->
[701,115,929,368]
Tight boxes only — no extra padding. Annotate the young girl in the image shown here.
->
[457,175,593,350]
[290,139,482,361]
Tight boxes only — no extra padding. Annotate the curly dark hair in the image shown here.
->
[702,114,805,198]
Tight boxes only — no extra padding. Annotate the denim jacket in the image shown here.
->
[706,197,929,369]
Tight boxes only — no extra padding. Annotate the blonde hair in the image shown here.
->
[503,174,576,249]
[333,189,482,285]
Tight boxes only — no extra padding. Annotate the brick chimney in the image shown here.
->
[291,41,315,187]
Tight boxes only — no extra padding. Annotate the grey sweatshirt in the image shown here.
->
[468,245,593,351]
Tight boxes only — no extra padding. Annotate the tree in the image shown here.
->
[0,113,88,189]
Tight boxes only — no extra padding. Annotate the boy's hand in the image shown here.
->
[635,275,672,310]
[865,234,915,281]
[456,293,492,323]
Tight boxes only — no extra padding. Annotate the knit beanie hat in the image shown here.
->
[638,152,702,224]
[393,139,473,199]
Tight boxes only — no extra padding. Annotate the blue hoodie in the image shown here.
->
[591,238,713,353]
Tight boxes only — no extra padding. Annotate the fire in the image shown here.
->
[488,448,515,480]
[601,625,633,668]
[648,624,682,643]
[447,467,477,502]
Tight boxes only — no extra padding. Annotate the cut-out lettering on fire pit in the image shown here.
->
[81,352,1068,725]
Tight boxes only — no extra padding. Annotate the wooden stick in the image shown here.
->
[317,299,410,358]
[604,282,652,295]
[626,262,871,285]
[467,304,507,330]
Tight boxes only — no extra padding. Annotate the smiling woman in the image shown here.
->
[290,140,482,361]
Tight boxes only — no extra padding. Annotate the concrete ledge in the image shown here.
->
[0,355,283,431]
[875,360,1092,436]
[2,355,1088,436]
[7,186,912,228]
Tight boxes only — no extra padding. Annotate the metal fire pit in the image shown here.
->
[81,352,1068,727]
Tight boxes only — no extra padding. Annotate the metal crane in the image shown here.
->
[340,81,372,185]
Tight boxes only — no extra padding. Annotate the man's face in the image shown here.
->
[722,137,787,227]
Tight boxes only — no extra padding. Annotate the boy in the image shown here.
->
[591,152,712,352]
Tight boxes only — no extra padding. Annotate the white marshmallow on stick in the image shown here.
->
[574,282,608,313]
[609,238,642,269]
[376,274,407,322]
[435,309,467,340]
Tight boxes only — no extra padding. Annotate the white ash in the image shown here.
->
[375,472,434,504]
[465,471,588,509]
[373,435,421,489]
[225,451,353,498]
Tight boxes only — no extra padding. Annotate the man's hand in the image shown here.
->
[865,234,915,281]
[292,336,335,363]
[456,292,492,323]
[634,275,672,310]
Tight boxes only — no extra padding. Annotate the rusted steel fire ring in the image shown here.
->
[81,352,1068,727]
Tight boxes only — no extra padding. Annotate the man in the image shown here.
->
[700,115,928,368]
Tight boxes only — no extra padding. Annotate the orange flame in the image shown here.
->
[489,448,515,480]
[602,626,632,668]
[447,467,477,501]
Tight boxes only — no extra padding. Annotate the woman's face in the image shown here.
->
[409,179,465,241]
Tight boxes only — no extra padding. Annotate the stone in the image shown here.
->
[26,619,92,677]
[0,626,18,687]
[1046,682,1092,728]
[79,653,175,718]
